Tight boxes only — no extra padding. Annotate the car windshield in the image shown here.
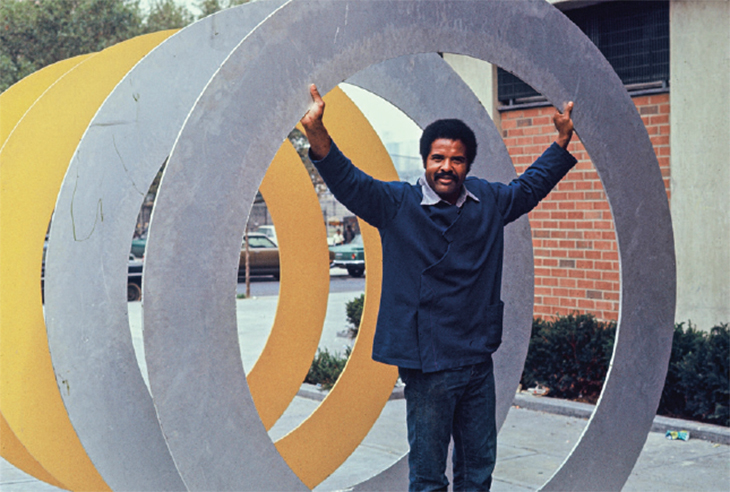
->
[350,235,363,246]
[247,236,276,248]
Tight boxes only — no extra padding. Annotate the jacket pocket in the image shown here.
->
[483,300,504,351]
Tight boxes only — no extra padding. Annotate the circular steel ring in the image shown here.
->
[147,1,674,491]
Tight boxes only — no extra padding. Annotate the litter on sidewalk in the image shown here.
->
[665,429,690,441]
[527,384,550,396]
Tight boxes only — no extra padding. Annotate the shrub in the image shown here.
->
[521,313,615,403]
[657,323,729,426]
[304,347,351,390]
[521,314,729,426]
[303,294,362,390]
[345,293,365,338]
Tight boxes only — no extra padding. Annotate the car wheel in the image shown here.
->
[347,266,364,278]
[127,282,141,302]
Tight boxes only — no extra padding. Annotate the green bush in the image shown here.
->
[345,293,365,338]
[521,313,615,403]
[302,294,362,390]
[304,347,351,390]
[658,323,729,426]
[521,314,729,426]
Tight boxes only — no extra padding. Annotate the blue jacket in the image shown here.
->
[314,142,576,372]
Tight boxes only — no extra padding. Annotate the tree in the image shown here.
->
[288,128,324,191]
[144,0,193,32]
[196,0,223,18]
[195,0,250,18]
[0,0,199,92]
[0,0,144,90]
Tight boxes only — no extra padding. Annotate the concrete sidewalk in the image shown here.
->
[2,391,728,491]
[288,385,730,491]
[2,293,728,490]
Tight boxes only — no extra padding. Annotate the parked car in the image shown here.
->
[239,233,280,280]
[329,234,365,277]
[254,225,278,245]
[127,254,143,302]
[131,236,146,258]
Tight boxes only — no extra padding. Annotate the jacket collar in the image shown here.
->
[418,174,479,208]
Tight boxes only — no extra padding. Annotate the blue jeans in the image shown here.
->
[399,360,496,492]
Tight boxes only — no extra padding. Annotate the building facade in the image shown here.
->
[445,0,729,328]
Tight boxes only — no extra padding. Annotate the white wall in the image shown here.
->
[670,0,730,329]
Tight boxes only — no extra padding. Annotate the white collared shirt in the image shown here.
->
[418,174,480,208]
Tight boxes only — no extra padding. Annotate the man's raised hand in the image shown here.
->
[300,84,331,160]
[553,101,574,149]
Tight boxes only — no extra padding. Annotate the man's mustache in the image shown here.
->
[434,171,457,180]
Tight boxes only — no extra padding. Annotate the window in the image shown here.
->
[246,235,276,249]
[498,1,669,106]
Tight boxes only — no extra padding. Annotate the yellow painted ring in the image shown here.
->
[0,54,91,489]
[0,54,90,147]
[0,31,176,491]
[0,415,64,489]
[274,88,400,488]
[249,142,331,431]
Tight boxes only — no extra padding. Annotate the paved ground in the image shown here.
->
[2,279,728,491]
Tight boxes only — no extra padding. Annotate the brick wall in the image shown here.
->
[500,93,670,321]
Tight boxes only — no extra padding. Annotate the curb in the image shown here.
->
[513,392,730,445]
[297,383,405,402]
[297,384,729,445]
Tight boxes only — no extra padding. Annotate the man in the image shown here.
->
[301,84,575,491]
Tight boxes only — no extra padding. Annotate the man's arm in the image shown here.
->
[298,84,403,229]
[300,84,331,160]
[494,102,577,223]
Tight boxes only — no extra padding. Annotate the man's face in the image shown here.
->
[424,138,469,205]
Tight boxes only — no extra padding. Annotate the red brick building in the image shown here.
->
[501,93,671,321]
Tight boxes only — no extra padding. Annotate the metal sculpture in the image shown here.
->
[0,0,675,490]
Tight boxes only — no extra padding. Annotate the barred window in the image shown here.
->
[498,1,669,106]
